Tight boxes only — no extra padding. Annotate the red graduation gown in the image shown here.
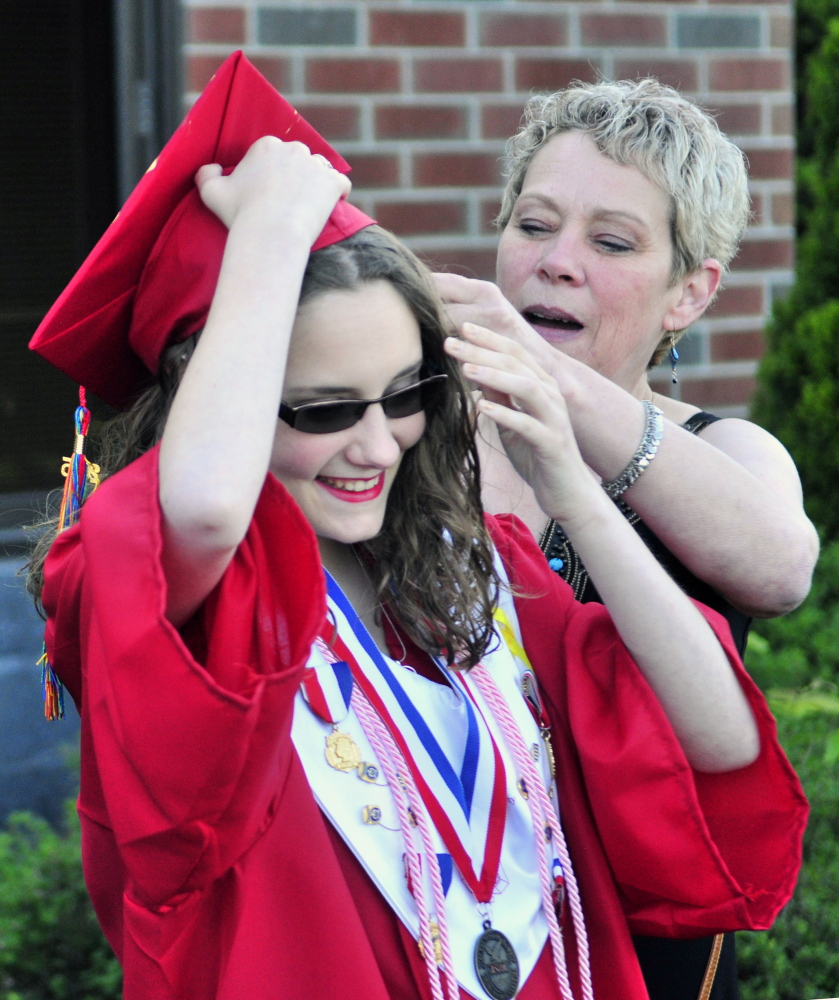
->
[42,447,807,1000]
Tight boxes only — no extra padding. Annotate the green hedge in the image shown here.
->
[738,693,839,1000]
[0,800,121,1000]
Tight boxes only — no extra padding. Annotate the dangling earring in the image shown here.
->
[668,332,680,385]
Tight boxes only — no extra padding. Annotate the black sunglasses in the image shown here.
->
[279,372,448,434]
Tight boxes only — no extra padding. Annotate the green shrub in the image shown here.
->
[738,694,839,1000]
[752,301,839,541]
[0,800,121,1000]
[797,0,839,165]
[752,16,839,540]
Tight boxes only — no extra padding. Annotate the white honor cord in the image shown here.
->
[351,687,460,1000]
[471,666,594,1000]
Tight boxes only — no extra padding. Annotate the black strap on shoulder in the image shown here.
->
[681,411,721,436]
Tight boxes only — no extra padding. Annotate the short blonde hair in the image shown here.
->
[498,78,751,281]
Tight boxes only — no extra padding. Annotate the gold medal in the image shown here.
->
[325,726,363,772]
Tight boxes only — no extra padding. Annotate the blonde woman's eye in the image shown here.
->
[596,237,632,252]
[517,221,551,236]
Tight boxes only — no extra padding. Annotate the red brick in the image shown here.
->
[416,249,497,282]
[614,59,698,92]
[371,11,464,47]
[293,103,360,142]
[733,238,794,270]
[680,376,757,409]
[772,104,794,136]
[771,192,795,227]
[306,59,401,94]
[516,58,601,92]
[709,59,789,93]
[481,199,503,234]
[710,103,762,137]
[482,104,527,140]
[246,57,290,92]
[480,13,567,47]
[188,7,245,43]
[348,154,400,189]
[710,331,766,363]
[750,193,765,226]
[581,14,666,47]
[187,54,228,92]
[706,284,764,318]
[414,153,501,188]
[415,58,503,94]
[373,200,466,237]
[375,105,467,140]
[743,148,794,181]
[771,13,793,48]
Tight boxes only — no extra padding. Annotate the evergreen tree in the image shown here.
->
[752,13,839,540]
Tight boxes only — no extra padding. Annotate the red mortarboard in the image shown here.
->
[29,51,375,409]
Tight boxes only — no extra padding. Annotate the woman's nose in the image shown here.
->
[345,403,402,468]
[537,231,585,285]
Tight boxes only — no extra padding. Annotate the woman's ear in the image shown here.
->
[666,258,723,332]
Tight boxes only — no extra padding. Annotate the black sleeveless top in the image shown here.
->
[539,410,744,1000]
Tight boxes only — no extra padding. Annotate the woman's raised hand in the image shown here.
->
[195,136,351,243]
[446,323,599,531]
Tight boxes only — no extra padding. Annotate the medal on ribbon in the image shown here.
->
[303,639,385,784]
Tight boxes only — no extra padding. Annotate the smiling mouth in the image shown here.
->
[522,308,584,334]
[316,473,385,503]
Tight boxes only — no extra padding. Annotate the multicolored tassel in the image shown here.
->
[40,387,100,720]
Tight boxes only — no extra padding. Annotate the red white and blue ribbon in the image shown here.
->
[323,571,508,904]
[301,637,354,724]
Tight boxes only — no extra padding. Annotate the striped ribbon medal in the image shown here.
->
[303,638,382,785]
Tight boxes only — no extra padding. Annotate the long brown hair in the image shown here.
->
[28,226,500,668]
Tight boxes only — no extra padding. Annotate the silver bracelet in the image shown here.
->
[601,401,664,500]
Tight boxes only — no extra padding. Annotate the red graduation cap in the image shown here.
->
[29,50,375,409]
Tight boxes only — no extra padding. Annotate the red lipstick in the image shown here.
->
[317,473,385,503]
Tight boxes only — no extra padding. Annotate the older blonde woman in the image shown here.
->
[436,79,816,1000]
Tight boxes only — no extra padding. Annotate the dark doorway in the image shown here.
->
[0,0,118,494]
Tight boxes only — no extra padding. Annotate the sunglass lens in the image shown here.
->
[296,401,364,434]
[382,385,425,419]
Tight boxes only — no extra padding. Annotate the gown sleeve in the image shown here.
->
[488,513,808,939]
[41,445,327,910]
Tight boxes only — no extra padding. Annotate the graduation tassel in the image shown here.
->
[58,387,100,529]
[39,387,101,720]
[39,644,64,721]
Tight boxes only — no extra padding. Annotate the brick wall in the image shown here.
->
[183,0,795,416]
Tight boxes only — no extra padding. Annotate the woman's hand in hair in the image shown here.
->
[196,136,350,246]
[434,273,564,384]
[445,323,599,532]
